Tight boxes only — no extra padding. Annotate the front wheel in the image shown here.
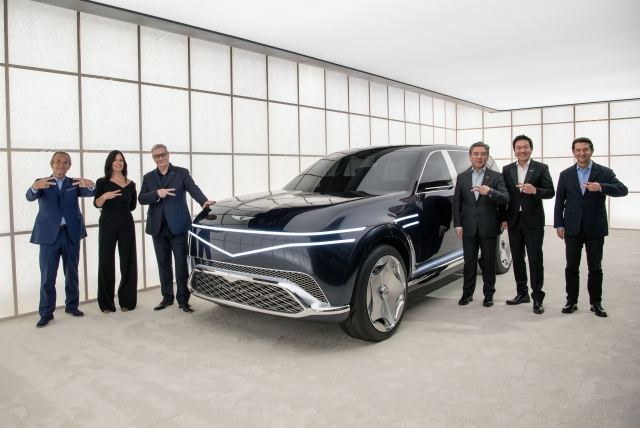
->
[339,245,407,342]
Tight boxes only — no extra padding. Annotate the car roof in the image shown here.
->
[332,144,466,156]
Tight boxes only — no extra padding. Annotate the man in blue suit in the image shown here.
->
[554,137,628,317]
[27,152,96,328]
[139,144,215,313]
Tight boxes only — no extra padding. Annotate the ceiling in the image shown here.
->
[83,0,640,110]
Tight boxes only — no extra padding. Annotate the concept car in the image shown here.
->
[188,145,512,341]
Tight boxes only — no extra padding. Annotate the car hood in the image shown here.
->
[193,189,408,233]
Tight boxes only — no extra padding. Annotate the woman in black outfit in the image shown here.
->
[94,150,138,313]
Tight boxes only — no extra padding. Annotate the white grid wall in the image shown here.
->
[0,0,460,319]
[456,101,640,229]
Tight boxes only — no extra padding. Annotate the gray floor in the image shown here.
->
[1,227,639,428]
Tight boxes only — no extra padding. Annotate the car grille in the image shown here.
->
[190,269,303,314]
[191,257,328,303]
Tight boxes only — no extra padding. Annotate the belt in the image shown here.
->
[60,224,67,230]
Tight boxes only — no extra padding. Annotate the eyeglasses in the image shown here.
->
[153,152,168,160]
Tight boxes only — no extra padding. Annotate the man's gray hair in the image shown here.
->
[151,144,168,153]
[50,151,72,165]
[469,141,490,155]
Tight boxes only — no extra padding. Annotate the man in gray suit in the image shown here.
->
[453,142,510,307]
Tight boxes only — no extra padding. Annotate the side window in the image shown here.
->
[418,151,452,192]
[448,150,472,175]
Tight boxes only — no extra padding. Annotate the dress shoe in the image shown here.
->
[458,295,473,305]
[533,301,544,314]
[179,302,194,313]
[505,294,531,305]
[591,304,607,317]
[36,315,54,328]
[482,297,494,307]
[65,308,84,317]
[154,299,174,311]
[561,302,578,313]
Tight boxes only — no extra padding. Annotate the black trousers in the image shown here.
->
[97,212,137,312]
[564,228,605,305]
[462,227,497,298]
[152,221,190,305]
[508,213,545,302]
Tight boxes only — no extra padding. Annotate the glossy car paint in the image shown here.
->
[189,145,499,321]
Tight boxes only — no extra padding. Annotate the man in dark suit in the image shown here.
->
[139,144,215,313]
[26,152,95,328]
[499,135,555,314]
[554,137,627,317]
[454,142,510,307]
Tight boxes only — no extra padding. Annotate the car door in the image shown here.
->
[415,150,456,264]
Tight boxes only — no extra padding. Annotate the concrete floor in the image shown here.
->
[1,227,639,428]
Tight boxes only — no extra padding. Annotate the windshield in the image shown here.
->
[283,147,421,194]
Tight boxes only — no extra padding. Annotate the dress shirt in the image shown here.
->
[472,166,487,201]
[577,161,593,196]
[516,159,531,211]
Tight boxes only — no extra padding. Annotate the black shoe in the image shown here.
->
[459,295,473,305]
[154,299,174,311]
[561,302,578,313]
[179,302,194,313]
[591,304,607,317]
[533,301,544,314]
[482,297,494,307]
[65,308,84,317]
[36,315,54,328]
[506,294,531,305]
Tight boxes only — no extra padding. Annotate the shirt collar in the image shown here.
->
[472,166,487,175]
[52,175,66,183]
[576,161,593,172]
[517,159,531,170]
[157,164,172,176]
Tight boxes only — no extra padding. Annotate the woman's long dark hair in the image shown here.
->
[104,150,128,180]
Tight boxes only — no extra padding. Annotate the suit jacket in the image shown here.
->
[453,168,510,237]
[26,176,95,245]
[139,164,208,236]
[554,162,627,237]
[499,159,555,229]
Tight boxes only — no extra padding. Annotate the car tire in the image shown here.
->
[495,232,512,275]
[339,244,408,342]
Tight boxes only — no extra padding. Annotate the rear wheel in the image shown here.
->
[340,245,407,342]
[495,232,512,274]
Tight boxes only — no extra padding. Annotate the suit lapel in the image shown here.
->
[51,174,61,195]
[585,162,599,197]
[571,164,582,194]
[153,169,163,189]
[164,169,177,188]
[524,160,536,183]
[509,164,518,186]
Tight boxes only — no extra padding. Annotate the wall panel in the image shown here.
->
[190,39,230,94]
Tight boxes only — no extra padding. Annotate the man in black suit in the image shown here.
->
[554,137,628,317]
[139,144,216,313]
[499,135,555,314]
[454,142,510,307]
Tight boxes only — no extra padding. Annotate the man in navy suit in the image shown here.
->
[27,152,96,328]
[554,137,628,317]
[139,144,215,313]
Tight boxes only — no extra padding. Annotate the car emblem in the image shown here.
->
[232,215,254,221]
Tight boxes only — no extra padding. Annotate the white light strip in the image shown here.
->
[393,214,418,223]
[192,224,366,236]
[402,221,419,228]
[189,232,355,258]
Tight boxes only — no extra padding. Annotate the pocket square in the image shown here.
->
[66,187,76,192]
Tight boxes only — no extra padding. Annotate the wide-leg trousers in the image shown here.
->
[97,212,137,312]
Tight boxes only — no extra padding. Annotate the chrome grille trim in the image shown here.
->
[191,257,328,303]
[188,265,349,319]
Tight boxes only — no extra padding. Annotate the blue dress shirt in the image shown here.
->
[577,161,593,196]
